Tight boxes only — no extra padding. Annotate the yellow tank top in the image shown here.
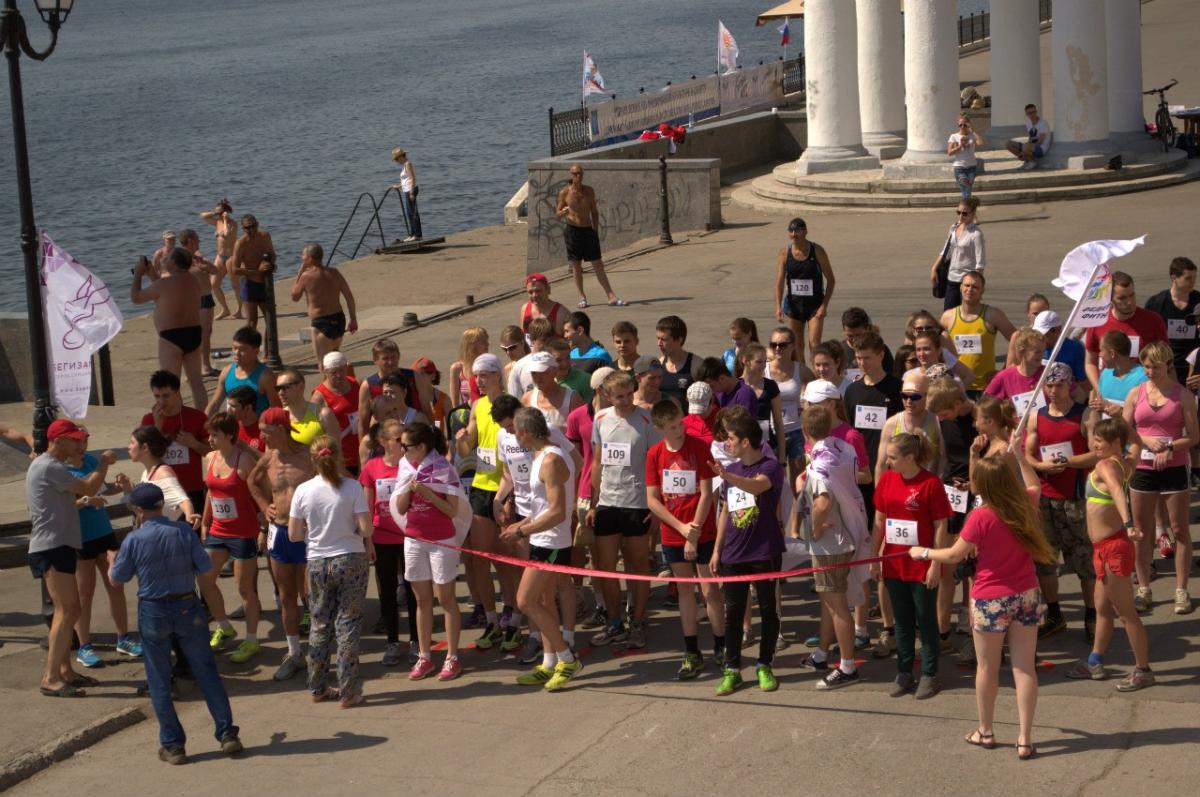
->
[290,404,325,447]
[471,395,502,492]
[949,304,995,391]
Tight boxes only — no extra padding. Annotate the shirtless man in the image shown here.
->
[248,407,315,681]
[152,231,176,277]
[555,165,624,308]
[290,243,358,369]
[177,228,221,377]
[132,250,208,410]
[229,214,276,333]
[200,198,239,319]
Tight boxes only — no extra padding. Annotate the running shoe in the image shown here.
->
[797,652,829,672]
[676,652,704,680]
[438,656,462,681]
[590,622,628,647]
[544,658,583,691]
[957,638,977,666]
[581,607,609,630]
[1037,614,1067,640]
[775,632,791,651]
[1158,531,1175,559]
[756,664,779,692]
[1116,667,1155,692]
[409,656,435,680]
[116,637,143,658]
[1174,589,1193,615]
[75,643,101,668]
[500,625,524,652]
[853,630,871,650]
[871,629,895,659]
[1134,587,1152,613]
[209,626,236,651]
[518,635,543,665]
[804,635,820,648]
[382,642,403,667]
[299,611,311,635]
[1065,659,1106,680]
[914,675,941,700]
[626,620,647,649]
[229,639,261,663]
[475,623,504,650]
[816,668,860,691]
[462,604,485,630]
[273,654,305,681]
[516,664,554,685]
[715,668,743,697]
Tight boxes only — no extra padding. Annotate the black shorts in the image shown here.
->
[783,297,819,324]
[241,279,267,304]
[311,311,347,340]
[78,533,119,561]
[200,294,216,310]
[593,505,651,538]
[530,545,573,566]
[469,486,496,520]
[564,224,602,263]
[1130,465,1190,495]
[29,544,78,578]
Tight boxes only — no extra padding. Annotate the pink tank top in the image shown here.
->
[1133,382,1187,469]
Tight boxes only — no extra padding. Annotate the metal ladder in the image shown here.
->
[324,186,411,266]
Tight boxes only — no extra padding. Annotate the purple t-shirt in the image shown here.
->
[719,455,785,564]
[717,379,758,416]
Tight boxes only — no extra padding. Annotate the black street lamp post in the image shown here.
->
[2,0,73,453]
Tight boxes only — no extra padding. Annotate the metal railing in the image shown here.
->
[324,187,411,266]
[548,105,590,157]
[959,0,1052,48]
[782,55,804,96]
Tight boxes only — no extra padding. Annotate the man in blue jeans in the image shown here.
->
[110,483,243,765]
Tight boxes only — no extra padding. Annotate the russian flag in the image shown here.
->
[778,18,790,47]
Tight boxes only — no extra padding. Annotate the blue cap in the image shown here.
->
[127,482,164,509]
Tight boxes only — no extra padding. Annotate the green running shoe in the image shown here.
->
[209,626,236,651]
[715,668,743,696]
[500,625,524,652]
[676,652,705,680]
[757,664,779,692]
[475,622,504,650]
[544,658,584,692]
[516,664,554,685]
[229,639,261,663]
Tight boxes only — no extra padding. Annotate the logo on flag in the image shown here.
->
[718,20,739,73]
[1052,236,1146,329]
[778,18,790,47]
[582,51,607,100]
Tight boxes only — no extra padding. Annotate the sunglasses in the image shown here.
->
[570,171,582,176]
[500,343,521,352]
[900,393,925,402]
[769,341,791,349]
[275,381,300,390]
[956,210,972,216]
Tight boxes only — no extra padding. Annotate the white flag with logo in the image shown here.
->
[40,232,124,417]
[582,51,607,100]
[718,20,739,74]
[1052,236,1146,328]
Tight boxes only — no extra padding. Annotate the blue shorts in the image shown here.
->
[661,539,716,567]
[205,534,258,561]
[267,523,306,565]
[1032,144,1045,159]
[784,428,805,460]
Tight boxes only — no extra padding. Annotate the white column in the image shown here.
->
[856,0,905,159]
[1051,0,1114,163]
[1106,0,1144,138]
[795,0,879,174]
[884,0,958,177]
[989,0,1042,143]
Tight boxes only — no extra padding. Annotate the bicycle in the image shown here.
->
[1144,78,1178,153]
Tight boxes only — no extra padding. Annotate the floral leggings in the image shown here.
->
[307,553,369,699]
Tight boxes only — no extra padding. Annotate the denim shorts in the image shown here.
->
[205,534,258,560]
[784,428,805,460]
[661,539,716,566]
[971,587,1043,633]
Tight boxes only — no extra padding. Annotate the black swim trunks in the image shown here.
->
[241,279,267,304]
[160,325,203,354]
[200,294,216,310]
[311,311,347,340]
[564,223,602,263]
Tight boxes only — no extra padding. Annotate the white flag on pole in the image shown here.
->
[582,51,606,100]
[718,20,739,74]
[40,232,123,417]
[1052,236,1146,328]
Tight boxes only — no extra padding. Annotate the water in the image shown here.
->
[0,0,988,315]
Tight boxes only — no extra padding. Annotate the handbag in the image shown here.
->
[931,231,953,299]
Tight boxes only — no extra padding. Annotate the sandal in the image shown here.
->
[965,728,996,749]
[64,673,100,687]
[1017,743,1037,761]
[608,298,627,307]
[339,693,365,709]
[41,683,86,698]
[577,299,589,308]
[310,687,340,703]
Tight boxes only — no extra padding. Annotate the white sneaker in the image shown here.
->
[403,236,417,242]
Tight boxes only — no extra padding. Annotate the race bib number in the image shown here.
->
[944,485,968,515]
[345,412,360,437]
[514,458,532,480]
[885,517,919,546]
[601,441,631,467]
[475,446,497,474]
[727,486,755,512]
[1128,336,1141,357]
[953,334,982,355]
[1140,440,1165,461]
[375,478,397,505]
[1168,318,1195,340]
[211,497,238,521]
[267,524,277,548]
[1039,441,1074,464]
[854,405,887,431]
[663,469,698,495]
[789,278,814,297]
[163,442,190,466]
[1011,389,1047,418]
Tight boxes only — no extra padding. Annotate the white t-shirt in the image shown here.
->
[948,132,977,168]
[1026,118,1052,154]
[506,354,535,397]
[289,475,369,559]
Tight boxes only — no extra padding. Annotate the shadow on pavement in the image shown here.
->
[184,729,388,763]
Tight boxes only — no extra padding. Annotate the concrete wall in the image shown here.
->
[526,158,720,275]
[0,314,34,403]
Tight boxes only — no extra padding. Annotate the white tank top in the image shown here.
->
[399,167,414,193]
[529,444,575,549]
[774,361,803,433]
[530,386,574,432]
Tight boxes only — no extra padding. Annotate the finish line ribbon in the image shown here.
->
[419,538,908,584]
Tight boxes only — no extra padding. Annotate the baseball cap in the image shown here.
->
[127,482,164,509]
[528,351,557,373]
[1044,362,1074,384]
[1032,310,1062,334]
[47,419,88,441]
[802,380,841,404]
[590,366,615,391]
[259,407,291,427]
[412,357,438,378]
[633,355,663,376]
[322,351,348,370]
[472,353,502,374]
[524,272,550,288]
[686,382,713,414]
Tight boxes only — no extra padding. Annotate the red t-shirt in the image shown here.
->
[682,413,714,444]
[960,505,1038,599]
[874,468,953,582]
[358,456,404,544]
[238,423,265,453]
[645,434,717,545]
[141,406,209,493]
[565,403,595,500]
[1084,308,1168,358]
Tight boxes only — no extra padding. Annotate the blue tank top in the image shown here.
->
[224,362,269,412]
[67,454,113,543]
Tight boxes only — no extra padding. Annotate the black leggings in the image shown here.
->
[721,557,781,669]
[374,542,417,644]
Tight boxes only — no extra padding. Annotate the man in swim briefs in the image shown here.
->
[132,248,208,410]
[289,243,358,370]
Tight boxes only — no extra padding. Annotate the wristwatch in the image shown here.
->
[921,547,931,560]
[1166,440,1175,452]
[1123,520,1134,529]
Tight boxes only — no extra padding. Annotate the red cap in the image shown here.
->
[524,272,549,288]
[47,419,88,441]
[411,357,439,377]
[259,408,292,427]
